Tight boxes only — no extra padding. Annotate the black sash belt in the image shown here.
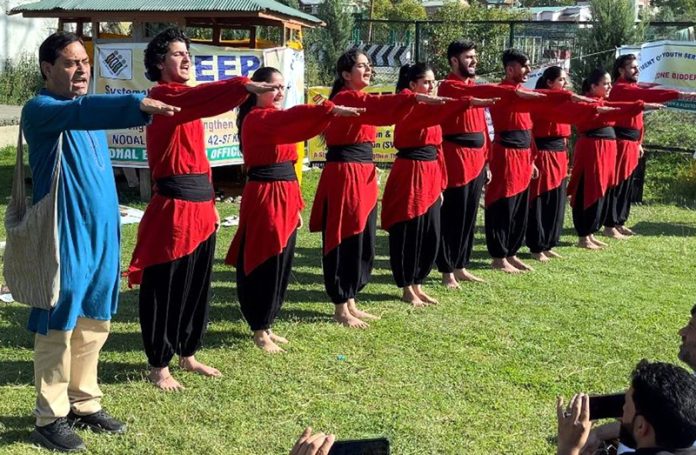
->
[534,136,566,152]
[495,130,532,149]
[156,173,214,202]
[443,132,486,149]
[247,161,297,182]
[614,126,641,141]
[326,143,374,163]
[396,145,438,161]
[583,127,616,139]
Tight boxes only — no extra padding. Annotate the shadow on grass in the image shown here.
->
[0,359,149,387]
[632,221,696,237]
[0,415,34,449]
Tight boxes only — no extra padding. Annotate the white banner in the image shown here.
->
[618,40,696,112]
[94,42,305,167]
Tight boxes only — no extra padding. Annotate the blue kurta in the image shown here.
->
[22,90,149,334]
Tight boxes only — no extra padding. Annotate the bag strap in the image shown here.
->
[12,118,64,215]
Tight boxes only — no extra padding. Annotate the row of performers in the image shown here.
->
[126,29,692,390]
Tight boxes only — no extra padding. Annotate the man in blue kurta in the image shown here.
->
[20,32,179,452]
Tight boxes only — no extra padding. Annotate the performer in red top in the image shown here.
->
[383,62,498,306]
[435,40,525,288]
[528,66,609,261]
[568,68,662,249]
[485,49,585,273]
[224,67,363,353]
[309,49,444,328]
[129,28,278,391]
[604,54,690,238]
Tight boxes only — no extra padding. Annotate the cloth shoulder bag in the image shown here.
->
[3,123,62,309]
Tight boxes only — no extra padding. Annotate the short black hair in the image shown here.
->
[38,32,84,80]
[447,40,476,62]
[691,304,696,316]
[613,53,637,81]
[502,48,529,68]
[630,360,696,449]
[144,27,191,82]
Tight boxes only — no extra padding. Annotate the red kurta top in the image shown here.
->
[568,98,645,209]
[530,100,599,199]
[608,78,680,182]
[309,88,417,254]
[381,91,471,230]
[225,102,336,274]
[485,80,573,206]
[437,74,515,187]
[128,76,250,285]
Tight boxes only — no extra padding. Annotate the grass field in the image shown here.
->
[0,148,695,454]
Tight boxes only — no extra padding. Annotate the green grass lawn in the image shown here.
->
[0,148,695,454]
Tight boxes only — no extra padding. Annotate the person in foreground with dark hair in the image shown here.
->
[24,32,179,452]
[127,27,278,391]
[224,67,364,353]
[309,49,445,328]
[579,305,696,454]
[567,68,662,250]
[557,360,696,455]
[527,66,615,261]
[603,54,693,239]
[382,62,498,305]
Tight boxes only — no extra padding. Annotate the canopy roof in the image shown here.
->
[9,0,322,27]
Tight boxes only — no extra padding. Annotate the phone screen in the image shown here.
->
[328,437,390,455]
[589,393,625,420]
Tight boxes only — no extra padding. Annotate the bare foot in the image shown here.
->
[179,355,222,377]
[148,367,185,392]
[617,225,635,236]
[491,258,522,273]
[441,273,460,289]
[589,235,608,247]
[544,250,563,259]
[267,329,289,344]
[347,299,380,320]
[334,303,369,328]
[414,285,438,305]
[577,237,602,250]
[402,286,427,307]
[603,226,627,239]
[507,256,535,272]
[454,268,485,283]
[253,330,285,353]
[531,252,550,262]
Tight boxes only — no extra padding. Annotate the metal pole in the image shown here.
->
[415,21,421,63]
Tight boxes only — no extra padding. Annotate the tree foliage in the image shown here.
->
[571,0,645,89]
[373,0,427,20]
[304,0,355,86]
[652,0,696,20]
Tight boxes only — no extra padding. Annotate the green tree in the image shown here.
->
[386,0,427,20]
[304,0,355,85]
[572,0,645,89]
[652,0,696,20]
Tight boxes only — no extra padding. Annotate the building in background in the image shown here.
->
[1,0,56,63]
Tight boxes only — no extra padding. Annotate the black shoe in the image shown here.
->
[67,409,127,434]
[30,418,86,452]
